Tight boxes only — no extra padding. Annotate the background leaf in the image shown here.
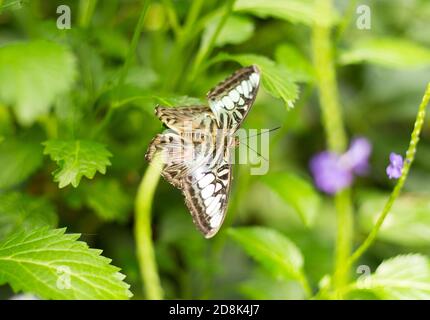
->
[0,40,76,125]
[228,227,304,281]
[202,14,254,48]
[275,44,315,83]
[0,228,132,299]
[339,38,430,68]
[68,179,132,222]
[214,53,299,108]
[43,140,112,188]
[261,172,321,227]
[234,0,338,26]
[358,191,430,247]
[350,254,430,299]
[0,133,43,190]
[0,192,57,241]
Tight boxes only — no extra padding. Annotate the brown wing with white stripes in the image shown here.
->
[182,153,232,238]
[207,65,260,131]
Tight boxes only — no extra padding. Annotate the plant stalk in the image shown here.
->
[311,0,353,294]
[348,83,430,267]
[134,154,164,300]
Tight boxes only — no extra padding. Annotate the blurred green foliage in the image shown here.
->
[0,0,430,300]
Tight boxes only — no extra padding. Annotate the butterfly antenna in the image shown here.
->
[239,141,268,162]
[239,126,281,141]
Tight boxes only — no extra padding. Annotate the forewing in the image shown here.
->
[207,65,260,130]
[155,105,215,133]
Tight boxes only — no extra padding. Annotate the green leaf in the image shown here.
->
[73,179,132,222]
[239,269,305,299]
[0,40,76,125]
[358,191,430,246]
[261,172,321,227]
[0,134,43,189]
[234,0,338,27]
[228,227,304,280]
[0,192,58,241]
[202,14,254,48]
[43,139,112,188]
[339,38,430,69]
[275,44,315,83]
[214,53,299,108]
[0,0,24,12]
[350,254,430,299]
[0,228,132,299]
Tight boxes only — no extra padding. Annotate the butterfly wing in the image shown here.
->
[146,66,260,238]
[146,105,232,238]
[182,151,232,238]
[207,65,260,131]
[155,105,215,133]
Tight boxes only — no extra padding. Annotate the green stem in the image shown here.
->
[161,0,181,38]
[78,0,98,28]
[163,0,205,91]
[332,189,353,291]
[134,154,164,300]
[311,0,352,294]
[312,1,346,153]
[187,0,235,84]
[118,0,151,86]
[348,83,430,267]
[92,0,151,138]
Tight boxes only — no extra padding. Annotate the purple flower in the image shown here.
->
[386,153,403,179]
[310,137,372,194]
[343,137,372,175]
[310,152,353,194]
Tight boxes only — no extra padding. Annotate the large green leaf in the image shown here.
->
[0,134,43,189]
[234,0,338,26]
[0,40,76,125]
[350,254,430,299]
[0,192,58,241]
[0,228,132,299]
[358,191,430,246]
[43,139,112,188]
[228,227,304,281]
[214,53,299,108]
[339,38,430,68]
[202,14,254,48]
[261,172,321,227]
[275,44,315,83]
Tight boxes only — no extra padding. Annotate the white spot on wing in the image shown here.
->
[236,84,243,94]
[222,96,234,110]
[241,80,250,98]
[229,89,240,102]
[206,194,222,216]
[247,80,253,93]
[201,184,215,199]
[218,168,229,176]
[215,183,223,192]
[250,73,259,87]
[210,211,223,227]
[198,173,215,188]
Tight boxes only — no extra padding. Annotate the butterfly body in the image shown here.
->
[145,65,260,238]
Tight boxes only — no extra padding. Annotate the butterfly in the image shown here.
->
[145,65,260,238]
